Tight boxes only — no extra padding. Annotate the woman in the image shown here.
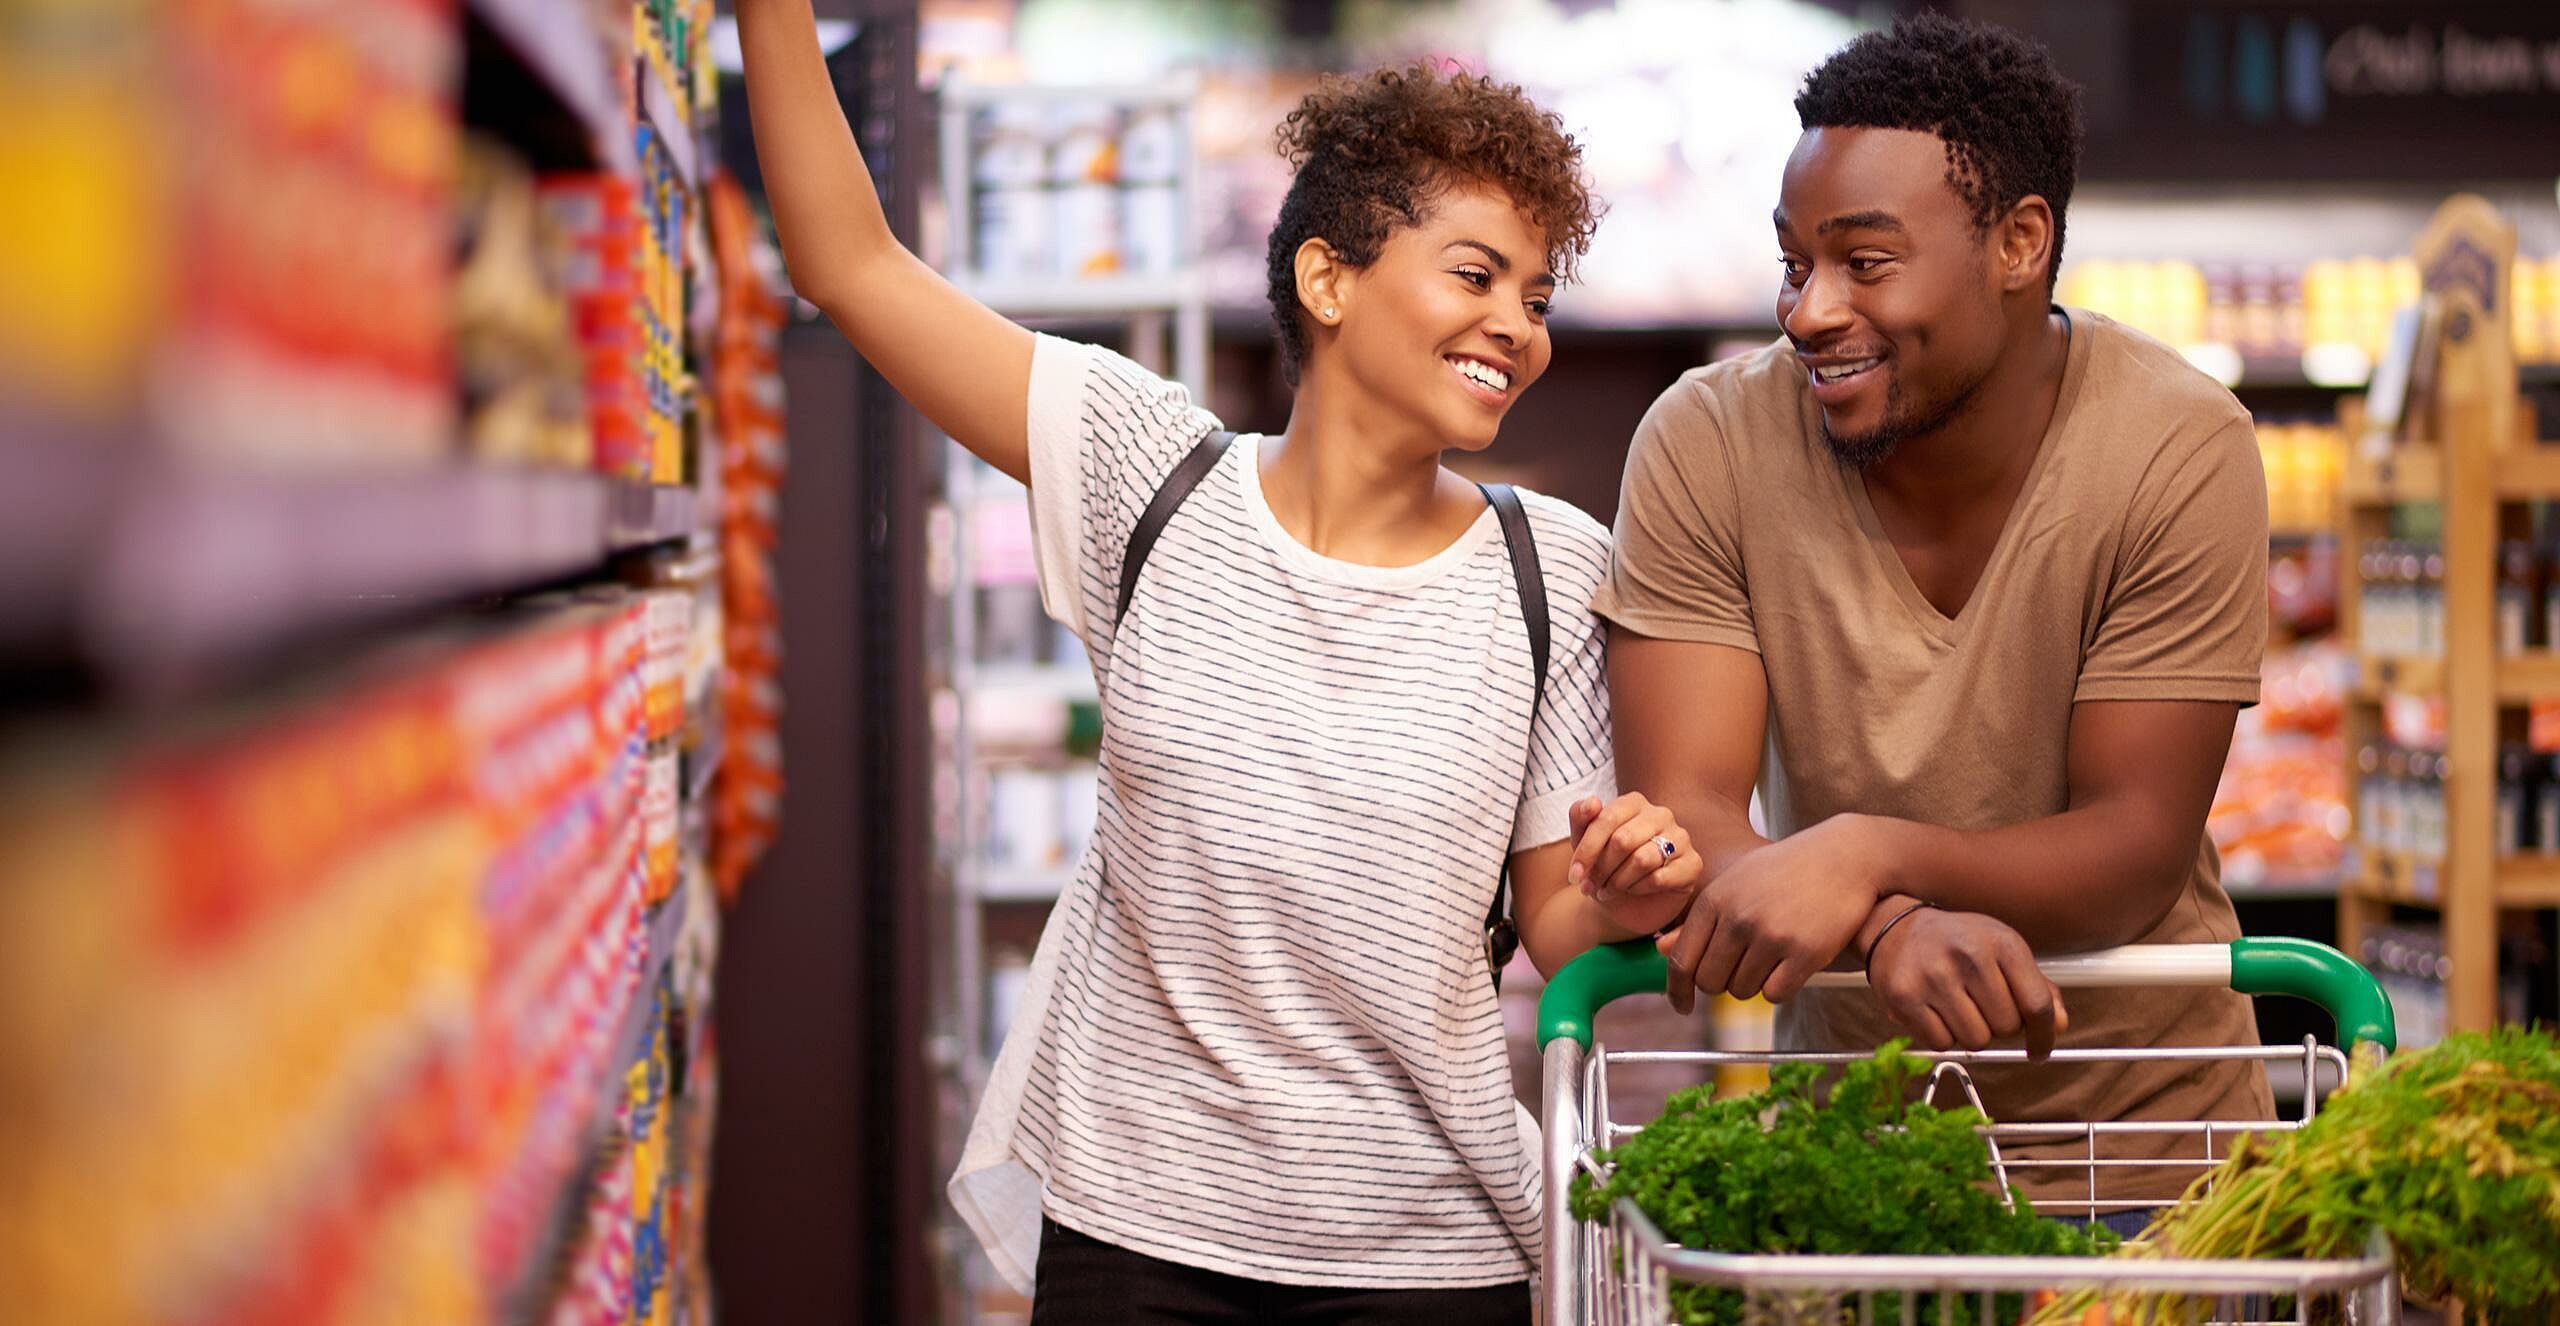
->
[739,6,1701,1320]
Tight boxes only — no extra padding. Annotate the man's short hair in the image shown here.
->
[1795,15,2085,293]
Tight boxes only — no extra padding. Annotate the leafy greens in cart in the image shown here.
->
[1570,1043,2114,1326]
[2034,1026,2560,1325]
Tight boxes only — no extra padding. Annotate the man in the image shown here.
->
[1580,14,2274,1221]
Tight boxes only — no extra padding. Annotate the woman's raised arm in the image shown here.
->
[737,0,1035,482]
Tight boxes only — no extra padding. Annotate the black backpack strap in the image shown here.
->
[1482,484,1548,702]
[1479,482,1546,988]
[1116,430,1238,625]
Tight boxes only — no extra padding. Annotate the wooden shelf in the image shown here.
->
[2343,446,2442,505]
[2497,857,2560,907]
[2335,194,2547,1037]
[2349,850,2444,906]
[2351,854,2560,908]
[2345,444,2560,506]
[2353,653,2560,703]
[2354,654,2443,699]
[2495,652,2560,701]
[2494,445,2560,499]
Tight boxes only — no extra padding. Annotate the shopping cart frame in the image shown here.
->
[1536,938,2401,1326]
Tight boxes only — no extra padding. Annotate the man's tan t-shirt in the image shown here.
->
[1593,309,2278,1206]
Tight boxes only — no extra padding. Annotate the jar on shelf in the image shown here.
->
[2499,539,2538,655]
[2497,744,2532,857]
[971,100,1056,279]
[2355,744,2383,848]
[2416,544,2445,658]
[1051,100,1124,279]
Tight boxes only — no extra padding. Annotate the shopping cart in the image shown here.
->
[1536,938,2402,1326]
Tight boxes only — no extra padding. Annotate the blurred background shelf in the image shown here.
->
[39,464,700,694]
[465,0,635,173]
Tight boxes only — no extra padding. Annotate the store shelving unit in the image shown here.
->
[936,79,1210,400]
[0,1,746,1320]
[923,78,1209,1325]
[2336,194,2555,1035]
[467,0,638,173]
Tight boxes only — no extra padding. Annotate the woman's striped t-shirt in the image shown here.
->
[950,334,1614,1291]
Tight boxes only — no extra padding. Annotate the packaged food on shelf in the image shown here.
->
[13,0,462,464]
[0,595,692,1324]
[704,173,790,901]
[539,173,651,481]
[456,136,594,467]
[2212,643,2348,887]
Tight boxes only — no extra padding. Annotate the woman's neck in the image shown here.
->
[1262,372,1483,566]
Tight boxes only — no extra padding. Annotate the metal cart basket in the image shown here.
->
[1536,938,2401,1326]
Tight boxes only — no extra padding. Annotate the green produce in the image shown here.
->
[1571,1043,2116,1326]
[2032,1027,2560,1325]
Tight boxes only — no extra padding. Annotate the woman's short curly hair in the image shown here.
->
[1264,62,1598,384]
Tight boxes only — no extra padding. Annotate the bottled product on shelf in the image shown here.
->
[950,84,1199,294]
[2355,537,2446,659]
[2061,252,2560,373]
[2255,416,2344,534]
[2357,923,2542,1050]
[2352,742,2449,865]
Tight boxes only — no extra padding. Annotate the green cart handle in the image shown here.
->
[1535,936,2396,1054]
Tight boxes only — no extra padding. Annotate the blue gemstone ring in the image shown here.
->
[1654,836,1678,862]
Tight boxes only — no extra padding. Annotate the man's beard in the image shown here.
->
[1819,366,1984,469]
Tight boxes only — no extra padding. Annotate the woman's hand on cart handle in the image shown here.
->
[1865,906,2068,1061]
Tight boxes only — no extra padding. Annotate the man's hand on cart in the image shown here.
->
[1864,904,2067,1060]
[1646,815,1885,1014]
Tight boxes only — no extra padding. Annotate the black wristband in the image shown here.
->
[1862,900,1939,972]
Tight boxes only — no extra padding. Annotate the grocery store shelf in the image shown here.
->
[605,477,699,549]
[2216,353,2560,393]
[2352,653,2443,699]
[2223,873,2343,901]
[66,465,695,692]
[466,0,635,173]
[972,663,1098,702]
[978,864,1075,903]
[640,68,699,189]
[959,272,1207,317]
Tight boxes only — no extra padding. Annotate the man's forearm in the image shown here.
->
[1835,805,2192,952]
[1654,779,1767,882]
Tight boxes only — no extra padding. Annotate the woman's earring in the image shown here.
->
[1322,308,1336,320]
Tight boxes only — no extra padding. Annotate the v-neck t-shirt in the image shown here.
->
[950,334,1617,1292]
[1591,308,2276,1205]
